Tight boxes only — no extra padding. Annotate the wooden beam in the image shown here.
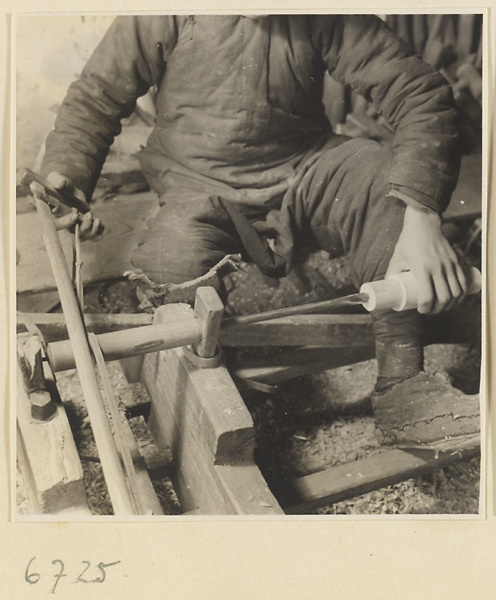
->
[423,303,481,345]
[141,303,283,515]
[215,465,282,514]
[219,305,480,348]
[120,356,145,384]
[18,294,480,350]
[37,305,481,374]
[144,306,255,465]
[16,363,89,515]
[21,293,480,375]
[230,346,376,385]
[220,314,374,347]
[277,443,480,514]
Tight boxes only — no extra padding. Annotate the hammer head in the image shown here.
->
[20,167,91,214]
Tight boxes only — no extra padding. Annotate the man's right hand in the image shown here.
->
[386,204,466,314]
[46,172,104,241]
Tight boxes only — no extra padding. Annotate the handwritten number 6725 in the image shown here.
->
[24,557,122,593]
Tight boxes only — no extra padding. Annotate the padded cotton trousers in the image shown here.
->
[131,136,424,383]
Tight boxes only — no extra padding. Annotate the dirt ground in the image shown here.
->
[16,252,481,517]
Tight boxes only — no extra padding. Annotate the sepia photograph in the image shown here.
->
[14,13,484,519]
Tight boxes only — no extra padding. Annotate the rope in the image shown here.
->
[73,223,85,312]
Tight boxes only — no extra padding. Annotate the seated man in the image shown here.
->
[40,14,479,448]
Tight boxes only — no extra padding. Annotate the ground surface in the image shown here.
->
[16,252,481,517]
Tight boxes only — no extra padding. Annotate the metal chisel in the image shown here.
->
[222,267,481,327]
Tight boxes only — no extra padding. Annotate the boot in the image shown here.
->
[373,371,480,451]
[371,308,480,450]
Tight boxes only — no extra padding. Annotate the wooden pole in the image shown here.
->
[35,198,135,515]
[89,334,163,515]
[17,312,153,341]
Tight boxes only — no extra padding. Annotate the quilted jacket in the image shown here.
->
[40,15,460,214]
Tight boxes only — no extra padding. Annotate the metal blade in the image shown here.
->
[222,293,369,327]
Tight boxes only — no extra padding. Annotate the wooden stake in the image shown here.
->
[193,286,224,359]
[16,355,89,515]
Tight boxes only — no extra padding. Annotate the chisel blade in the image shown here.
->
[222,293,369,327]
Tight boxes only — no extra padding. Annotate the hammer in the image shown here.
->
[19,167,91,214]
[20,167,104,241]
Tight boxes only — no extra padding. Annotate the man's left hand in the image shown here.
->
[54,207,104,241]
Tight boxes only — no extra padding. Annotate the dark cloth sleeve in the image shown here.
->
[40,16,179,200]
[311,15,461,214]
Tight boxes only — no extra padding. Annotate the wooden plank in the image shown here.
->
[120,355,146,384]
[16,192,158,294]
[219,314,374,347]
[145,305,255,464]
[16,290,61,314]
[215,465,283,515]
[103,408,164,516]
[147,397,238,514]
[16,365,89,515]
[229,299,479,384]
[220,306,480,348]
[277,444,480,514]
[230,346,376,385]
[141,303,282,514]
[146,371,282,515]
